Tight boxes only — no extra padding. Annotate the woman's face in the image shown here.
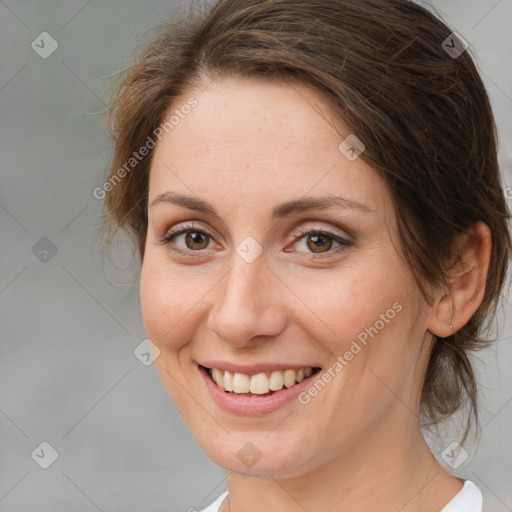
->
[141,77,433,477]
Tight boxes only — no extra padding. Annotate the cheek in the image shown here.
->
[291,266,407,354]
[292,265,421,405]
[140,252,206,352]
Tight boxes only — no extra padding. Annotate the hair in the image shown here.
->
[104,0,511,440]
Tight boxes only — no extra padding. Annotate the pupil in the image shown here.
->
[186,231,209,250]
[307,234,332,253]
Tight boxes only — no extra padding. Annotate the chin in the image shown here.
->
[192,427,321,479]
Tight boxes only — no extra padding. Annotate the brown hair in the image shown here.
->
[104,0,511,438]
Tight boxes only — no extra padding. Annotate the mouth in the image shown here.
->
[200,365,322,397]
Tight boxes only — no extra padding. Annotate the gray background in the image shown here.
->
[0,1,511,511]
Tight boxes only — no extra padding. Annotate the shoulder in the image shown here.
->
[197,482,483,512]
[440,480,483,512]
[197,482,482,512]
[198,491,229,512]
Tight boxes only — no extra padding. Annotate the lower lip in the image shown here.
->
[199,365,319,415]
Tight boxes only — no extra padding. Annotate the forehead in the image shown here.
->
[148,77,389,216]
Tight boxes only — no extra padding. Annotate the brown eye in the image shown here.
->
[290,228,353,258]
[184,231,210,250]
[161,227,214,253]
[306,234,334,253]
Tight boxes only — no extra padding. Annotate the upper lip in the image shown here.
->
[199,361,321,375]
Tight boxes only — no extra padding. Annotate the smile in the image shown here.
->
[207,367,317,395]
[198,362,323,414]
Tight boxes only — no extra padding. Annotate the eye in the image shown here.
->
[289,228,353,257]
[158,223,353,259]
[159,223,216,254]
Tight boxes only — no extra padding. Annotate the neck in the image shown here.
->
[221,414,462,512]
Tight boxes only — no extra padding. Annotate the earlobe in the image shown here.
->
[428,222,492,338]
[429,291,455,338]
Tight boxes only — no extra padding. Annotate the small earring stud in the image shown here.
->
[450,324,454,330]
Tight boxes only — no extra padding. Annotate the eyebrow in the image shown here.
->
[149,192,373,218]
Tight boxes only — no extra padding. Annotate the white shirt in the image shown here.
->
[199,480,482,512]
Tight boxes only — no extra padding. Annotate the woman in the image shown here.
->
[103,0,511,510]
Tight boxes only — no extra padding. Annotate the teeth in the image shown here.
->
[269,370,284,391]
[233,373,250,393]
[212,368,224,387]
[224,371,234,392]
[250,373,270,394]
[208,367,316,394]
[283,369,296,388]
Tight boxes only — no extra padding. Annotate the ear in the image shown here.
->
[428,222,492,338]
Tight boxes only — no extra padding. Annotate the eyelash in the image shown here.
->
[158,223,353,259]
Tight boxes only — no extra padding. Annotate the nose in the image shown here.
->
[206,254,286,347]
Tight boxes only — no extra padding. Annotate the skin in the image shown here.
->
[140,76,491,511]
